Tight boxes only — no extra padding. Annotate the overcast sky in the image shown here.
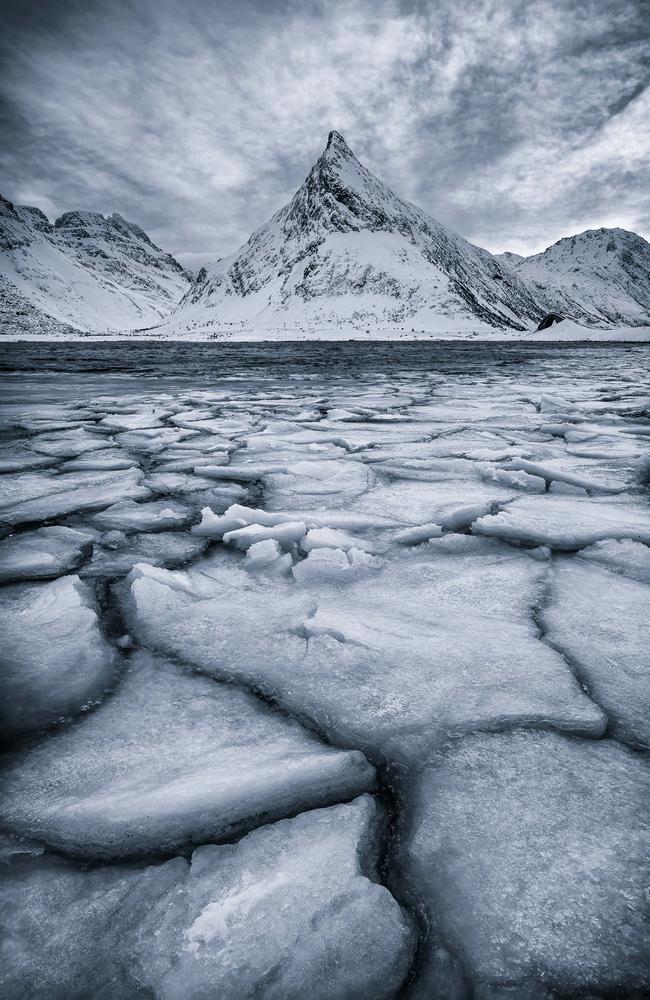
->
[1,0,649,268]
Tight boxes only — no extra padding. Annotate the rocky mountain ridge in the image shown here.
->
[510,227,650,329]
[0,195,190,335]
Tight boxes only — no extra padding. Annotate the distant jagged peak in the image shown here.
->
[55,209,106,232]
[0,195,50,231]
[15,205,53,232]
[54,209,147,241]
[109,212,156,248]
[520,226,650,271]
[532,226,649,260]
[0,194,19,218]
[495,251,524,264]
[0,192,191,333]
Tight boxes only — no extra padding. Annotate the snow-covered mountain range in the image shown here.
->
[1,132,649,339]
[0,195,190,335]
[509,228,650,329]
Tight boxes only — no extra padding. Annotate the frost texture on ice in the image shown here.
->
[543,559,650,747]
[402,730,650,997]
[0,574,117,742]
[0,468,151,526]
[473,494,650,549]
[89,498,193,532]
[0,797,414,1000]
[0,526,93,582]
[577,537,650,583]
[79,529,207,578]
[0,651,375,856]
[125,547,604,758]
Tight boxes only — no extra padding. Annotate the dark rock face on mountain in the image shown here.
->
[163,132,544,337]
[514,229,650,329]
[0,196,190,334]
[537,313,565,331]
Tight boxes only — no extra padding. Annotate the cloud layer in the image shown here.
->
[1,0,648,265]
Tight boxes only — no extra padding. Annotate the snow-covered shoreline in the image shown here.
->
[3,324,649,343]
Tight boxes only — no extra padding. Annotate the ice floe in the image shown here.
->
[88,498,193,532]
[473,495,650,549]
[0,575,117,741]
[0,796,413,1000]
[543,558,650,747]
[124,547,605,759]
[0,651,374,856]
[401,730,650,997]
[0,526,93,582]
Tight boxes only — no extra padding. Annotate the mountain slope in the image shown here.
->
[0,196,191,334]
[160,132,543,338]
[514,229,650,328]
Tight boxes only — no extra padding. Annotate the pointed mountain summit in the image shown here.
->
[163,132,544,338]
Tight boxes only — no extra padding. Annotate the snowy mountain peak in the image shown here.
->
[534,227,646,261]
[496,251,524,265]
[516,227,650,328]
[0,194,191,334]
[281,131,393,238]
[16,206,52,233]
[163,133,545,337]
[325,130,353,155]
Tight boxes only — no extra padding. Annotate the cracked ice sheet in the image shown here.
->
[0,650,374,857]
[577,538,650,583]
[0,796,414,1000]
[0,575,118,742]
[473,494,650,549]
[0,526,93,583]
[124,544,604,761]
[348,476,519,527]
[79,530,208,579]
[88,498,194,532]
[542,558,650,747]
[400,731,650,998]
[0,468,151,527]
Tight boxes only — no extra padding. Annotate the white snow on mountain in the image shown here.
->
[159,131,544,339]
[494,251,524,265]
[2,134,649,340]
[0,195,191,334]
[514,228,650,329]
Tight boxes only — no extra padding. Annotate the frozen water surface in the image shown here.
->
[0,341,648,998]
[0,525,93,582]
[0,574,118,741]
[1,651,374,857]
[125,544,605,757]
[543,558,650,747]
[400,731,650,998]
[1,796,413,1000]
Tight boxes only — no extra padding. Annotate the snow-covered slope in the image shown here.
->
[0,195,191,334]
[160,132,543,338]
[515,229,650,328]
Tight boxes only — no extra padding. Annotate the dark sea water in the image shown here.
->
[1,341,648,404]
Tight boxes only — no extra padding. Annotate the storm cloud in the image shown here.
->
[1,0,648,267]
